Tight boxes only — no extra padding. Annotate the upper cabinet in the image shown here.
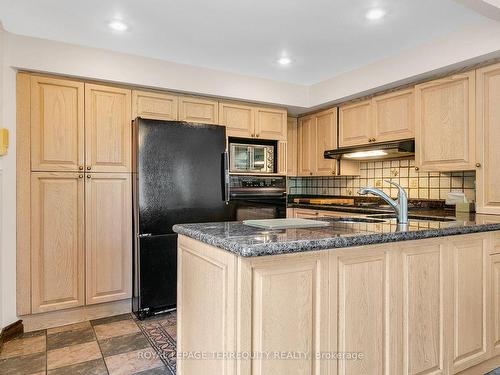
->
[286,117,298,176]
[415,72,476,172]
[372,88,414,142]
[339,100,372,147]
[178,96,219,124]
[30,76,84,172]
[476,63,500,214]
[85,84,132,173]
[297,115,316,176]
[132,90,178,121]
[220,101,287,141]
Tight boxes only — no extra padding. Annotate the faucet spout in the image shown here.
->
[358,180,408,225]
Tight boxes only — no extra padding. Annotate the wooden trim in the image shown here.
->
[20,299,131,332]
[0,320,24,350]
[16,72,32,316]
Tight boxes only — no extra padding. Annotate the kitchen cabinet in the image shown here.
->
[315,108,338,175]
[178,95,219,124]
[415,72,476,172]
[277,141,287,175]
[372,88,414,142]
[30,172,85,313]
[30,76,84,172]
[491,253,500,357]
[297,115,316,176]
[132,89,178,121]
[446,235,490,373]
[220,101,287,141]
[85,173,132,305]
[286,117,298,176]
[476,63,500,214]
[85,83,132,173]
[339,99,372,147]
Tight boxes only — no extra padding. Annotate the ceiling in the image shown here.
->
[0,0,489,85]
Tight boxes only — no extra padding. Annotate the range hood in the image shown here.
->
[324,139,415,160]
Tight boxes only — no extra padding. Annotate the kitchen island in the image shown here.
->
[173,215,500,375]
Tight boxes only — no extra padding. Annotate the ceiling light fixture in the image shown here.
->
[278,57,291,66]
[365,8,386,20]
[108,20,128,32]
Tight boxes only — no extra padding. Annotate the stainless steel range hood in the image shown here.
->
[324,139,415,160]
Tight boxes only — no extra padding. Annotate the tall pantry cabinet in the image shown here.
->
[18,73,132,315]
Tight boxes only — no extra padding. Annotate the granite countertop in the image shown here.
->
[173,213,500,257]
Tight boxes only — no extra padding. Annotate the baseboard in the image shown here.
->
[20,299,132,332]
[0,320,24,350]
[457,354,500,374]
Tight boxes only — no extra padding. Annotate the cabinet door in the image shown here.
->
[339,100,372,147]
[315,108,337,176]
[373,89,414,143]
[240,252,329,375]
[255,107,287,140]
[85,84,132,172]
[31,76,84,171]
[491,253,500,357]
[132,90,178,121]
[476,63,500,214]
[447,235,489,373]
[178,96,219,124]
[277,141,287,175]
[219,102,254,137]
[415,72,475,172]
[293,208,319,218]
[85,173,132,304]
[297,116,315,176]
[31,172,84,313]
[331,248,390,375]
[286,117,298,176]
[400,241,446,375]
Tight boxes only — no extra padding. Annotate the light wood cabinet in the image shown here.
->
[297,115,315,176]
[277,141,287,175]
[31,172,85,313]
[220,101,287,140]
[476,63,500,214]
[415,72,476,172]
[373,88,414,142]
[491,253,500,357]
[219,102,254,137]
[85,84,132,173]
[339,100,372,147]
[85,173,132,305]
[30,76,84,172]
[132,90,178,121]
[447,235,490,373]
[178,96,218,124]
[255,107,287,140]
[286,117,298,176]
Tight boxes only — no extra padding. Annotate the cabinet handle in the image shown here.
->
[78,166,83,170]
[86,166,91,170]
[371,138,376,142]
[476,163,481,168]
[86,174,91,179]
[78,174,83,178]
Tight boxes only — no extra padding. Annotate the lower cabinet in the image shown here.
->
[491,253,500,357]
[85,173,132,305]
[30,172,132,313]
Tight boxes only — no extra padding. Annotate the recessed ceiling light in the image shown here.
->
[278,57,291,66]
[108,20,128,32]
[365,8,386,20]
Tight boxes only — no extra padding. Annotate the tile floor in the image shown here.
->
[0,313,173,375]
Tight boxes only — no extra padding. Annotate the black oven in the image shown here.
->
[229,176,286,220]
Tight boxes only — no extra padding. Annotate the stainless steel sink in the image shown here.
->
[327,217,387,224]
[369,214,456,222]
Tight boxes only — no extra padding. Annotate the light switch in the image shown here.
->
[0,128,8,156]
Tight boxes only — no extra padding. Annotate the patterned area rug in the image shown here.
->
[137,311,177,374]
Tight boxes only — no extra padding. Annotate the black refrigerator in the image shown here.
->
[132,118,233,319]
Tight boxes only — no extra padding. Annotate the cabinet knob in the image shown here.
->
[371,138,376,142]
[78,166,83,170]
[86,166,91,170]
[415,167,420,171]
[78,174,83,178]
[309,172,313,175]
[476,163,481,168]
[86,174,91,179]
[331,170,335,175]
[368,138,372,143]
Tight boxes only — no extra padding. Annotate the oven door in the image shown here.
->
[229,194,286,221]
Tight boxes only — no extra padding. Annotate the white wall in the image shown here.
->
[1,17,500,326]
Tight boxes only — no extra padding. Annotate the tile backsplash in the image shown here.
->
[288,158,476,202]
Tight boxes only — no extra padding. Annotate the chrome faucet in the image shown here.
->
[358,180,408,228]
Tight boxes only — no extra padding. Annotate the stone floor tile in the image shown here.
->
[94,319,140,341]
[46,326,95,350]
[0,335,46,360]
[47,358,108,375]
[0,352,46,375]
[104,347,163,375]
[47,341,102,370]
[98,332,150,357]
[90,314,132,327]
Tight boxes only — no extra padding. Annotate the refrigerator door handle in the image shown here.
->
[222,150,230,204]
